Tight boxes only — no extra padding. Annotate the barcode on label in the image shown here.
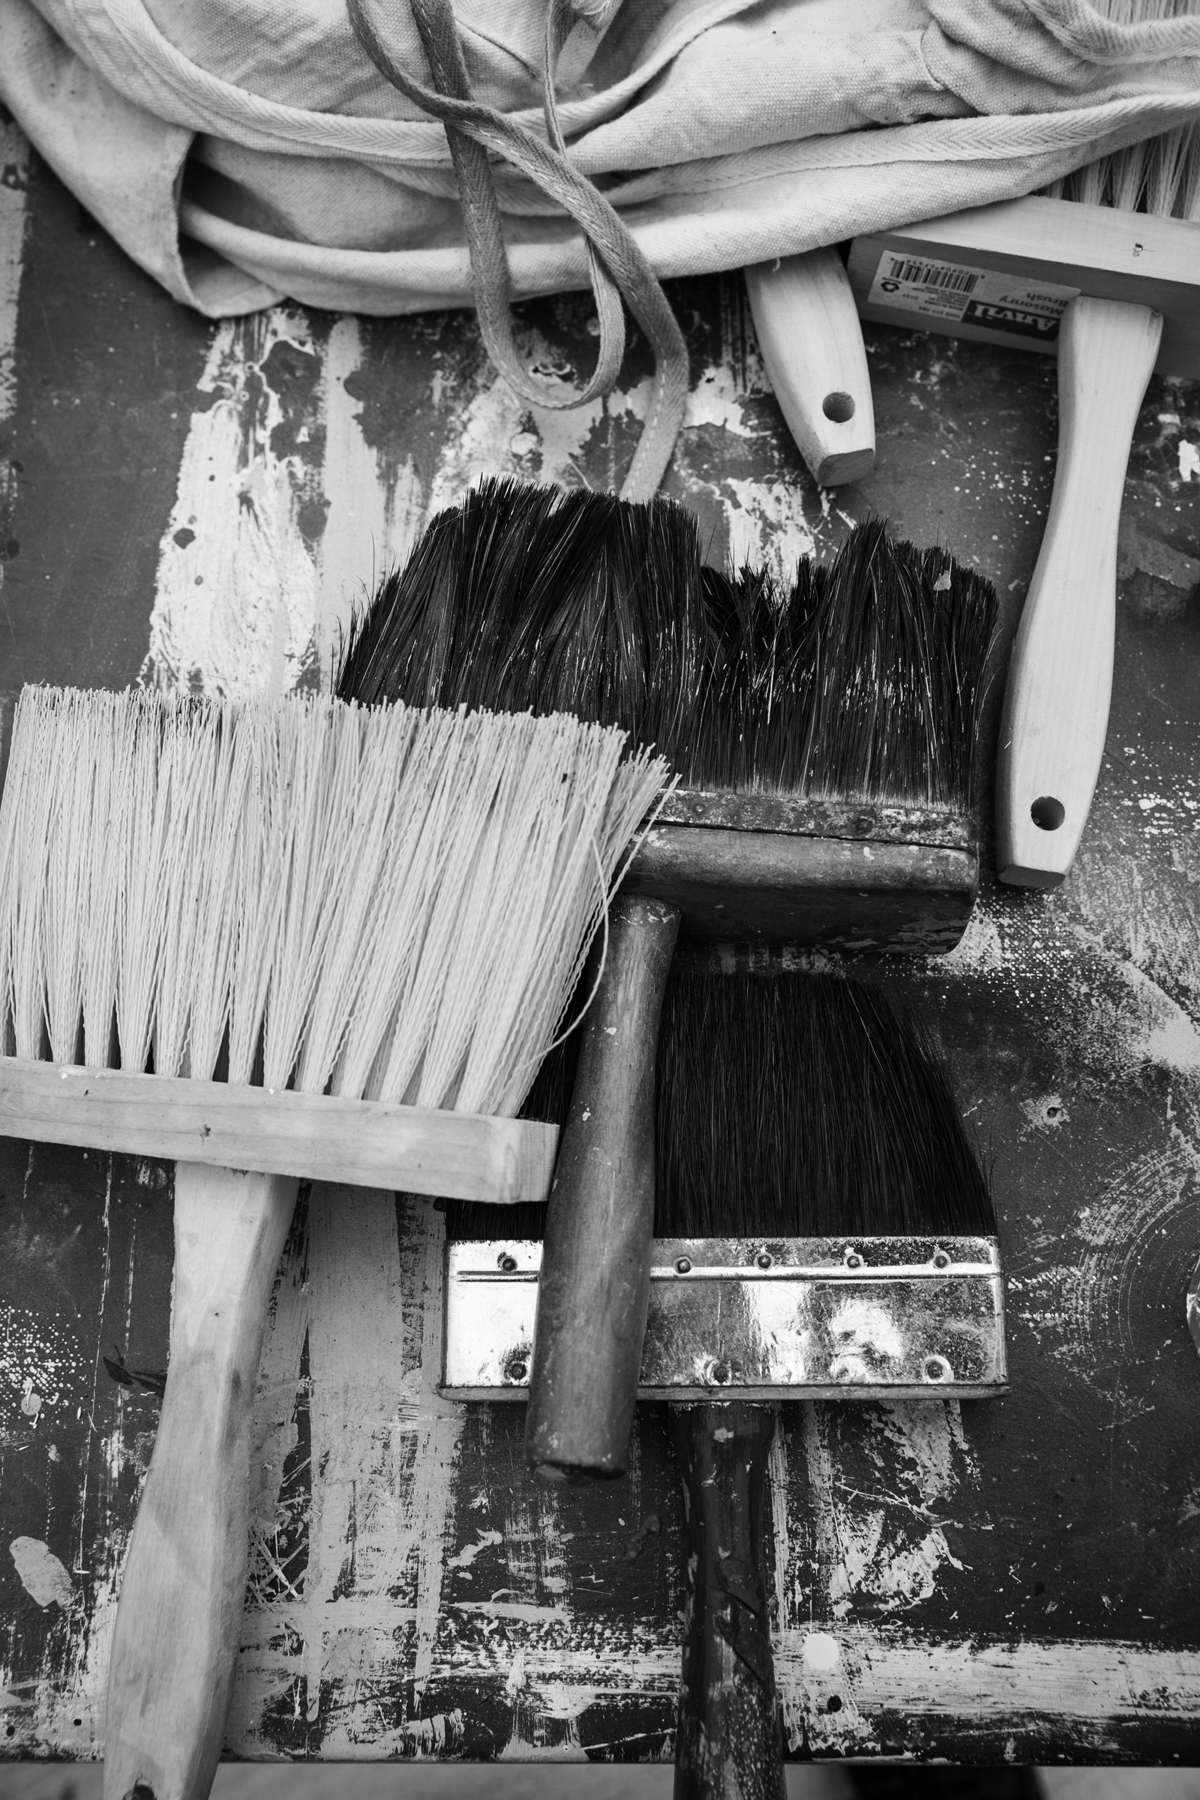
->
[887,258,980,294]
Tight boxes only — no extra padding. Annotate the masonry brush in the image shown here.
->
[0,685,665,1800]
[440,961,1006,1798]
[339,477,997,1485]
[847,22,1200,887]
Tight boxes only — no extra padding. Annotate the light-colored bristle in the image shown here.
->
[0,687,667,1119]
[1045,0,1200,217]
[115,694,166,1077]
[1088,0,1196,18]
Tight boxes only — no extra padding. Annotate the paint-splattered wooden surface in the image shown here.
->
[3,121,1200,1768]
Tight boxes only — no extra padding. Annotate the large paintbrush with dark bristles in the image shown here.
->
[339,476,997,1485]
[441,962,1006,1798]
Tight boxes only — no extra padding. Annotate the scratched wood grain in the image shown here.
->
[2,130,1200,1766]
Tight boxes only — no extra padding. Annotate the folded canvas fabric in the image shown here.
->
[2,0,1198,320]
[3,0,1198,491]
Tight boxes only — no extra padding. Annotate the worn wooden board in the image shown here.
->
[2,121,1200,1767]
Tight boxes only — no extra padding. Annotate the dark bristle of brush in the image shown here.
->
[653,966,995,1243]
[687,523,996,811]
[337,475,707,764]
[339,481,996,817]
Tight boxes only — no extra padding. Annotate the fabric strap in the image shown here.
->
[348,0,689,500]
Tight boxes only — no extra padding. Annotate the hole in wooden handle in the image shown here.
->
[822,391,855,423]
[1031,796,1066,831]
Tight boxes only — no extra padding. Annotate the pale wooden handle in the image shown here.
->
[996,296,1162,888]
[745,248,875,487]
[0,1059,556,1205]
[104,1164,298,1800]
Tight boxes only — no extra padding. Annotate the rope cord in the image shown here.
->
[347,0,688,499]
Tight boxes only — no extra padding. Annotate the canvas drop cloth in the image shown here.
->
[1,0,1198,321]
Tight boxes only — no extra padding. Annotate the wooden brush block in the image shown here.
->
[624,789,977,951]
[0,1060,557,1205]
[848,196,1200,375]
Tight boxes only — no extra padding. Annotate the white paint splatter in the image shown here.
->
[316,316,426,651]
[0,1306,75,1422]
[795,1396,980,1664]
[684,362,759,436]
[425,328,659,511]
[802,1631,842,1673]
[938,900,1005,977]
[227,1191,469,1755]
[454,1599,570,1624]
[9,1538,74,1610]
[1022,1094,1069,1132]
[446,1530,503,1569]
[722,476,816,578]
[809,1629,1200,1740]
[1178,440,1199,482]
[1066,923,1200,1079]
[144,311,322,696]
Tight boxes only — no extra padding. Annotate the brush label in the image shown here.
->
[867,252,1078,340]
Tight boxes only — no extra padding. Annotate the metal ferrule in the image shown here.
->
[441,1234,1007,1403]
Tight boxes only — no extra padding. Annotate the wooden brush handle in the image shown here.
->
[104,1163,298,1800]
[672,1403,785,1800]
[524,892,680,1482]
[745,247,875,487]
[996,294,1163,889]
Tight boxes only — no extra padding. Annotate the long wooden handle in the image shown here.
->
[745,248,875,487]
[672,1402,785,1800]
[996,295,1162,888]
[524,892,680,1482]
[103,1163,299,1800]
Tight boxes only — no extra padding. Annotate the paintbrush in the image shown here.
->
[745,248,876,487]
[441,960,1007,1796]
[847,84,1200,886]
[0,684,665,1800]
[339,478,997,1487]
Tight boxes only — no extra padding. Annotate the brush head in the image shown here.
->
[0,686,664,1120]
[339,478,996,817]
[653,965,996,1243]
[440,966,1006,1401]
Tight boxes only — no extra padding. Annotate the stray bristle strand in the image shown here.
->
[0,688,667,1120]
[339,478,996,816]
[653,968,995,1243]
